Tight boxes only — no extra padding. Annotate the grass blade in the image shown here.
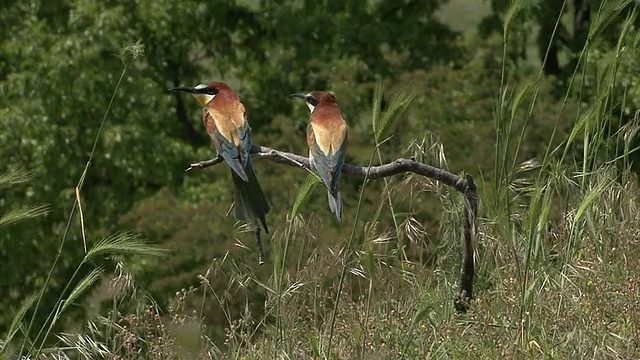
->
[375,85,415,141]
[0,169,33,188]
[84,232,166,263]
[0,204,50,227]
[3,293,38,347]
[290,174,319,218]
[60,269,102,314]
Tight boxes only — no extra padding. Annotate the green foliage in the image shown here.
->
[0,170,49,337]
[2,0,640,358]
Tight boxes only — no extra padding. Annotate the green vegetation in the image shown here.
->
[1,0,639,358]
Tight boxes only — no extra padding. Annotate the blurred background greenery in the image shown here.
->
[2,0,640,358]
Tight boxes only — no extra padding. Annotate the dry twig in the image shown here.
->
[187,144,477,312]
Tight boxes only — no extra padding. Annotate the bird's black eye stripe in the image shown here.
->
[205,87,219,95]
[196,87,219,95]
[307,95,318,107]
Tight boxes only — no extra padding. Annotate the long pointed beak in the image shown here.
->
[290,93,307,100]
[168,86,197,93]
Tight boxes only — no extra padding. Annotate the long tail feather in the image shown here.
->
[327,190,343,223]
[225,156,249,182]
[230,160,270,233]
[254,226,265,265]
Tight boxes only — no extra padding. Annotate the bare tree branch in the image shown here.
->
[187,144,477,312]
[185,155,224,171]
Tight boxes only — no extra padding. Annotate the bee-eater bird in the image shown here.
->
[169,82,270,263]
[291,91,348,222]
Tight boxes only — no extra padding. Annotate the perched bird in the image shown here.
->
[291,91,348,222]
[169,82,270,263]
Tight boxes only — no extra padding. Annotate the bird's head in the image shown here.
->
[291,91,337,112]
[291,91,336,112]
[290,93,317,112]
[169,82,232,106]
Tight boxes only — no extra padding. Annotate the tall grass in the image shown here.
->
[0,42,167,359]
[3,1,640,359]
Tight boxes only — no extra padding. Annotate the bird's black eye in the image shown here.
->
[307,95,318,107]
[205,87,219,95]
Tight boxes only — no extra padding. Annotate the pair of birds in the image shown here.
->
[169,81,348,245]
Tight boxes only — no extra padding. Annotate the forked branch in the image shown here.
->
[187,144,477,312]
